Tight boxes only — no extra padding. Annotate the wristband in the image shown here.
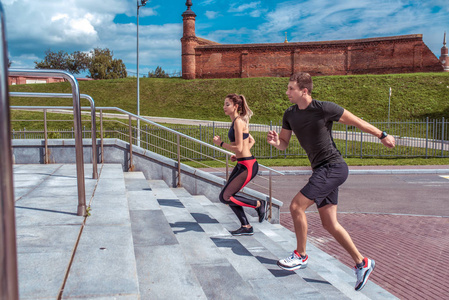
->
[379,131,388,140]
[220,141,224,147]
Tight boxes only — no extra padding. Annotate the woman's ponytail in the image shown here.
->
[239,94,253,123]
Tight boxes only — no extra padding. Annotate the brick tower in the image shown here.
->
[440,32,449,72]
[181,0,198,79]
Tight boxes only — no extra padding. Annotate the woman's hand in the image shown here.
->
[230,155,237,162]
[213,135,222,146]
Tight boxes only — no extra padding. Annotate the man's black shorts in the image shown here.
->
[300,163,349,208]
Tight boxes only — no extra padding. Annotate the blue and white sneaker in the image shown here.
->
[354,257,375,291]
[277,250,308,271]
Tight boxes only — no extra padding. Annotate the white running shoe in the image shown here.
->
[277,250,308,271]
[354,257,375,291]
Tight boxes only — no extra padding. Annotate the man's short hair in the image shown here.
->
[290,72,313,95]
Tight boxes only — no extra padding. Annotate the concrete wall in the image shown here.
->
[12,138,283,223]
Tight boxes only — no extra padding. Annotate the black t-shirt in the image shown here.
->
[282,99,345,169]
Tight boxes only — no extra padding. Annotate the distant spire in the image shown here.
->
[444,31,447,47]
[186,0,193,10]
[284,32,288,43]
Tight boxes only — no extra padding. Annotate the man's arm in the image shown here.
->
[267,128,292,150]
[338,109,395,148]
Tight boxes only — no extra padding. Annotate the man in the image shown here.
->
[267,72,395,291]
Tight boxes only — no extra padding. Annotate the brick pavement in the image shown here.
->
[281,212,449,300]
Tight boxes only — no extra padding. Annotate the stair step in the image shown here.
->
[63,164,140,299]
[172,189,349,299]
[125,175,396,300]
[126,176,207,299]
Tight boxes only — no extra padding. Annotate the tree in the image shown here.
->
[34,49,89,74]
[88,48,127,79]
[148,66,169,78]
[34,48,127,79]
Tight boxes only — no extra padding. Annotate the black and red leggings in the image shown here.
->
[219,156,259,226]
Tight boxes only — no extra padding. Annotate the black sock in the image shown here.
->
[356,261,364,269]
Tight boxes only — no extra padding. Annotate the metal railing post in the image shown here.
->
[10,93,99,178]
[345,124,348,158]
[268,170,272,221]
[0,3,20,298]
[441,117,445,158]
[44,108,48,164]
[426,117,429,158]
[177,135,182,187]
[100,109,104,163]
[269,121,273,158]
[128,115,133,170]
[225,154,229,180]
[9,70,86,216]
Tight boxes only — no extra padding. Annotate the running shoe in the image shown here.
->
[354,257,375,291]
[230,226,254,236]
[277,250,308,271]
[256,200,268,223]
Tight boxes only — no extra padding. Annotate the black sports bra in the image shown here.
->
[228,119,249,142]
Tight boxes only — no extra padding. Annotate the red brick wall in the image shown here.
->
[192,35,443,79]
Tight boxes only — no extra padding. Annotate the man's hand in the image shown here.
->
[381,135,396,148]
[267,130,280,147]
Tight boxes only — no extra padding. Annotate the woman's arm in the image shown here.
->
[248,133,255,149]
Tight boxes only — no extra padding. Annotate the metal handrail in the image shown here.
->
[95,107,285,175]
[9,69,86,217]
[0,3,20,299]
[10,93,98,179]
[11,105,284,219]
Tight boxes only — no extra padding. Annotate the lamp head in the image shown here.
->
[141,0,148,6]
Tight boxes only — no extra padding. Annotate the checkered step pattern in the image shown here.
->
[125,172,398,300]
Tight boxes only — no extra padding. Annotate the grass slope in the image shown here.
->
[9,73,449,123]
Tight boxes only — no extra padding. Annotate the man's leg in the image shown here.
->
[276,191,314,271]
[290,191,315,255]
[318,204,363,264]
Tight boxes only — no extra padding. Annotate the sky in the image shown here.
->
[3,0,449,78]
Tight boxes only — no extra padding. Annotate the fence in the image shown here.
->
[10,114,449,159]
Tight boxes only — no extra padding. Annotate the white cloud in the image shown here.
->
[229,2,261,13]
[205,11,219,19]
[3,0,178,72]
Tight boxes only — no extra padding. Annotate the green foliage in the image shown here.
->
[88,48,127,79]
[35,49,90,74]
[34,48,127,79]
[148,66,170,78]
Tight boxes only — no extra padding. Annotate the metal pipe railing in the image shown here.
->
[93,107,283,220]
[10,105,284,219]
[0,3,20,299]
[9,69,86,216]
[10,92,98,179]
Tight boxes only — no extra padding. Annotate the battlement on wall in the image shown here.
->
[196,34,424,51]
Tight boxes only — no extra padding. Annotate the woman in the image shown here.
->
[213,93,268,236]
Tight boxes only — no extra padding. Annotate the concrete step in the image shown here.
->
[122,174,397,300]
[125,175,207,300]
[180,192,397,300]
[180,193,350,300]
[63,164,140,299]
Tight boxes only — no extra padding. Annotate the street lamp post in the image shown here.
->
[137,0,148,147]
